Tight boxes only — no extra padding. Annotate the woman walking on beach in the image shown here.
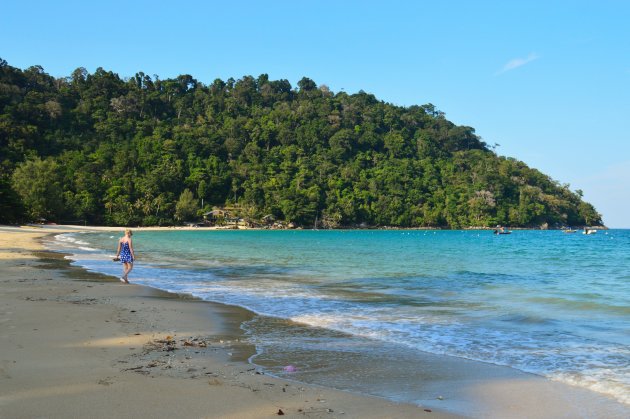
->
[115,229,135,283]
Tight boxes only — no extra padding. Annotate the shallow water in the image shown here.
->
[48,229,630,405]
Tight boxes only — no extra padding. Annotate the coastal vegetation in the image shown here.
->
[0,59,602,228]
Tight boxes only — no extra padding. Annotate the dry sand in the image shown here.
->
[1,226,627,419]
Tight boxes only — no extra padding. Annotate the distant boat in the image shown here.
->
[583,228,597,235]
[493,227,511,235]
[563,228,578,234]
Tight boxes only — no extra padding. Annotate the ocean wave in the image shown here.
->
[46,230,630,405]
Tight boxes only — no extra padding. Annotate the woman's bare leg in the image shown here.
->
[126,262,133,279]
[122,262,133,283]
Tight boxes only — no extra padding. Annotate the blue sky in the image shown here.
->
[2,1,629,227]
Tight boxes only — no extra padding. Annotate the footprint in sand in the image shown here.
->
[1,360,14,379]
[97,377,115,386]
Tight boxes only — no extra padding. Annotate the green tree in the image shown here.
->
[11,157,64,221]
[175,188,199,222]
[0,176,25,223]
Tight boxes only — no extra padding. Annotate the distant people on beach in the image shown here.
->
[115,229,135,283]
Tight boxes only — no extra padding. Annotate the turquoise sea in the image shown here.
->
[48,229,629,406]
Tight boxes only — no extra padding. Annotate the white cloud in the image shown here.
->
[495,53,540,75]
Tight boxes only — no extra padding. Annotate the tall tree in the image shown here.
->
[175,188,199,221]
[11,157,64,221]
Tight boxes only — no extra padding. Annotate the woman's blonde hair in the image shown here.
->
[125,228,133,236]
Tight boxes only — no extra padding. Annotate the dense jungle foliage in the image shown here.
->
[0,59,602,228]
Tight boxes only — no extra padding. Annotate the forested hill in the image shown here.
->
[0,59,602,228]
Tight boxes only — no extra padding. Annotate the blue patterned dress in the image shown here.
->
[119,241,134,263]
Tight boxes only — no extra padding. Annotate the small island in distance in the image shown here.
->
[0,59,603,229]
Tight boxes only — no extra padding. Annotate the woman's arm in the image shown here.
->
[116,240,121,256]
[128,238,135,259]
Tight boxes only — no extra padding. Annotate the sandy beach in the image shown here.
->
[0,227,458,419]
[1,226,627,419]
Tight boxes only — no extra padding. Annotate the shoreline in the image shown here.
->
[9,223,611,233]
[0,227,457,418]
[1,226,627,418]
